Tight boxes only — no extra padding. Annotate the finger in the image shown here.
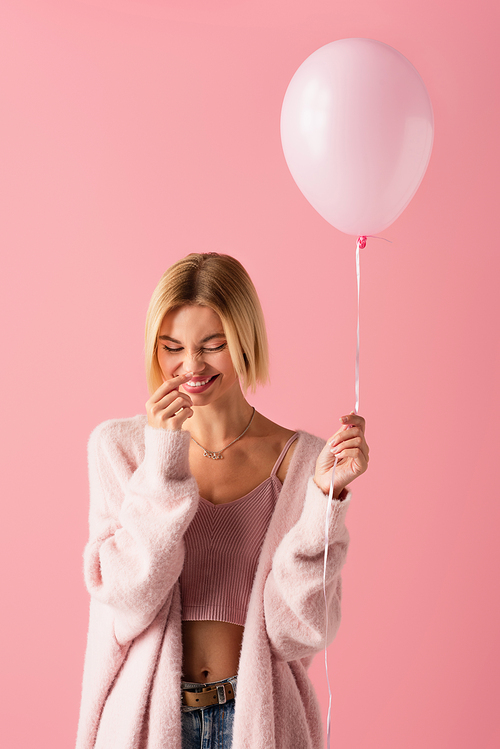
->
[326,421,354,444]
[155,388,193,411]
[149,393,193,422]
[333,447,368,469]
[154,396,193,421]
[331,435,363,455]
[334,446,370,465]
[167,396,193,415]
[329,427,363,447]
[325,415,366,444]
[151,372,194,402]
[332,439,370,463]
[332,434,369,463]
[170,406,194,428]
[339,413,366,430]
[333,433,369,461]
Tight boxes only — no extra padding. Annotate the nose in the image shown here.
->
[182,349,206,375]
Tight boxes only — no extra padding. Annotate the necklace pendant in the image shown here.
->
[192,407,255,461]
[203,450,224,460]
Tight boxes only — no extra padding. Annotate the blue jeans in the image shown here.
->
[181,676,237,749]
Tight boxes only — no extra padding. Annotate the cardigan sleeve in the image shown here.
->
[83,420,199,646]
[263,476,350,662]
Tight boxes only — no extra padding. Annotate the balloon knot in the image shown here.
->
[357,236,367,249]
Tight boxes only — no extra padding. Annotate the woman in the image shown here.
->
[76,252,369,749]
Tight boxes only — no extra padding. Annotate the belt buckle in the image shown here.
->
[216,684,227,705]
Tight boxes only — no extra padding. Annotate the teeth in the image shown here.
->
[187,377,213,387]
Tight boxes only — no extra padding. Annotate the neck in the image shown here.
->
[185,387,255,449]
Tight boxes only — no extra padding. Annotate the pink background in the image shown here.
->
[1,1,499,747]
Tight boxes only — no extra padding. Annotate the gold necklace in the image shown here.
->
[190,407,256,460]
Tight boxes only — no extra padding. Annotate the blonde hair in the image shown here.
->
[145,253,269,394]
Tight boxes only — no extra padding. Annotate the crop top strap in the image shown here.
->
[270,432,299,477]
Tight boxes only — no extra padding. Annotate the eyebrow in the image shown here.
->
[158,333,226,344]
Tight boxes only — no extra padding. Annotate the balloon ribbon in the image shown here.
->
[323,235,364,748]
[354,235,365,416]
[323,455,338,749]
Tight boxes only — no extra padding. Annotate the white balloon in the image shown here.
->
[281,38,434,236]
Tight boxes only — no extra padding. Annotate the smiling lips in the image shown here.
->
[182,374,219,394]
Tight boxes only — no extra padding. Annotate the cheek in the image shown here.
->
[221,357,238,378]
[157,353,175,376]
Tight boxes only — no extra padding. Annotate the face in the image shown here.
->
[157,305,240,404]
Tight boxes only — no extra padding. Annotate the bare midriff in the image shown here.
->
[181,417,297,683]
[181,620,244,682]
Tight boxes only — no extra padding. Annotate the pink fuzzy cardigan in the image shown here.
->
[76,415,351,749]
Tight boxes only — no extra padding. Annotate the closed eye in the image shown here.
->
[203,343,227,353]
[161,343,227,354]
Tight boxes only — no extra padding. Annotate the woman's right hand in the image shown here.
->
[146,372,195,431]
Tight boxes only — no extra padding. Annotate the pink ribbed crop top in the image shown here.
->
[180,433,299,627]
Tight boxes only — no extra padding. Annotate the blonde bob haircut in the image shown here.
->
[145,253,269,395]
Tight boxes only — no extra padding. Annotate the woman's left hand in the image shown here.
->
[314,413,369,498]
